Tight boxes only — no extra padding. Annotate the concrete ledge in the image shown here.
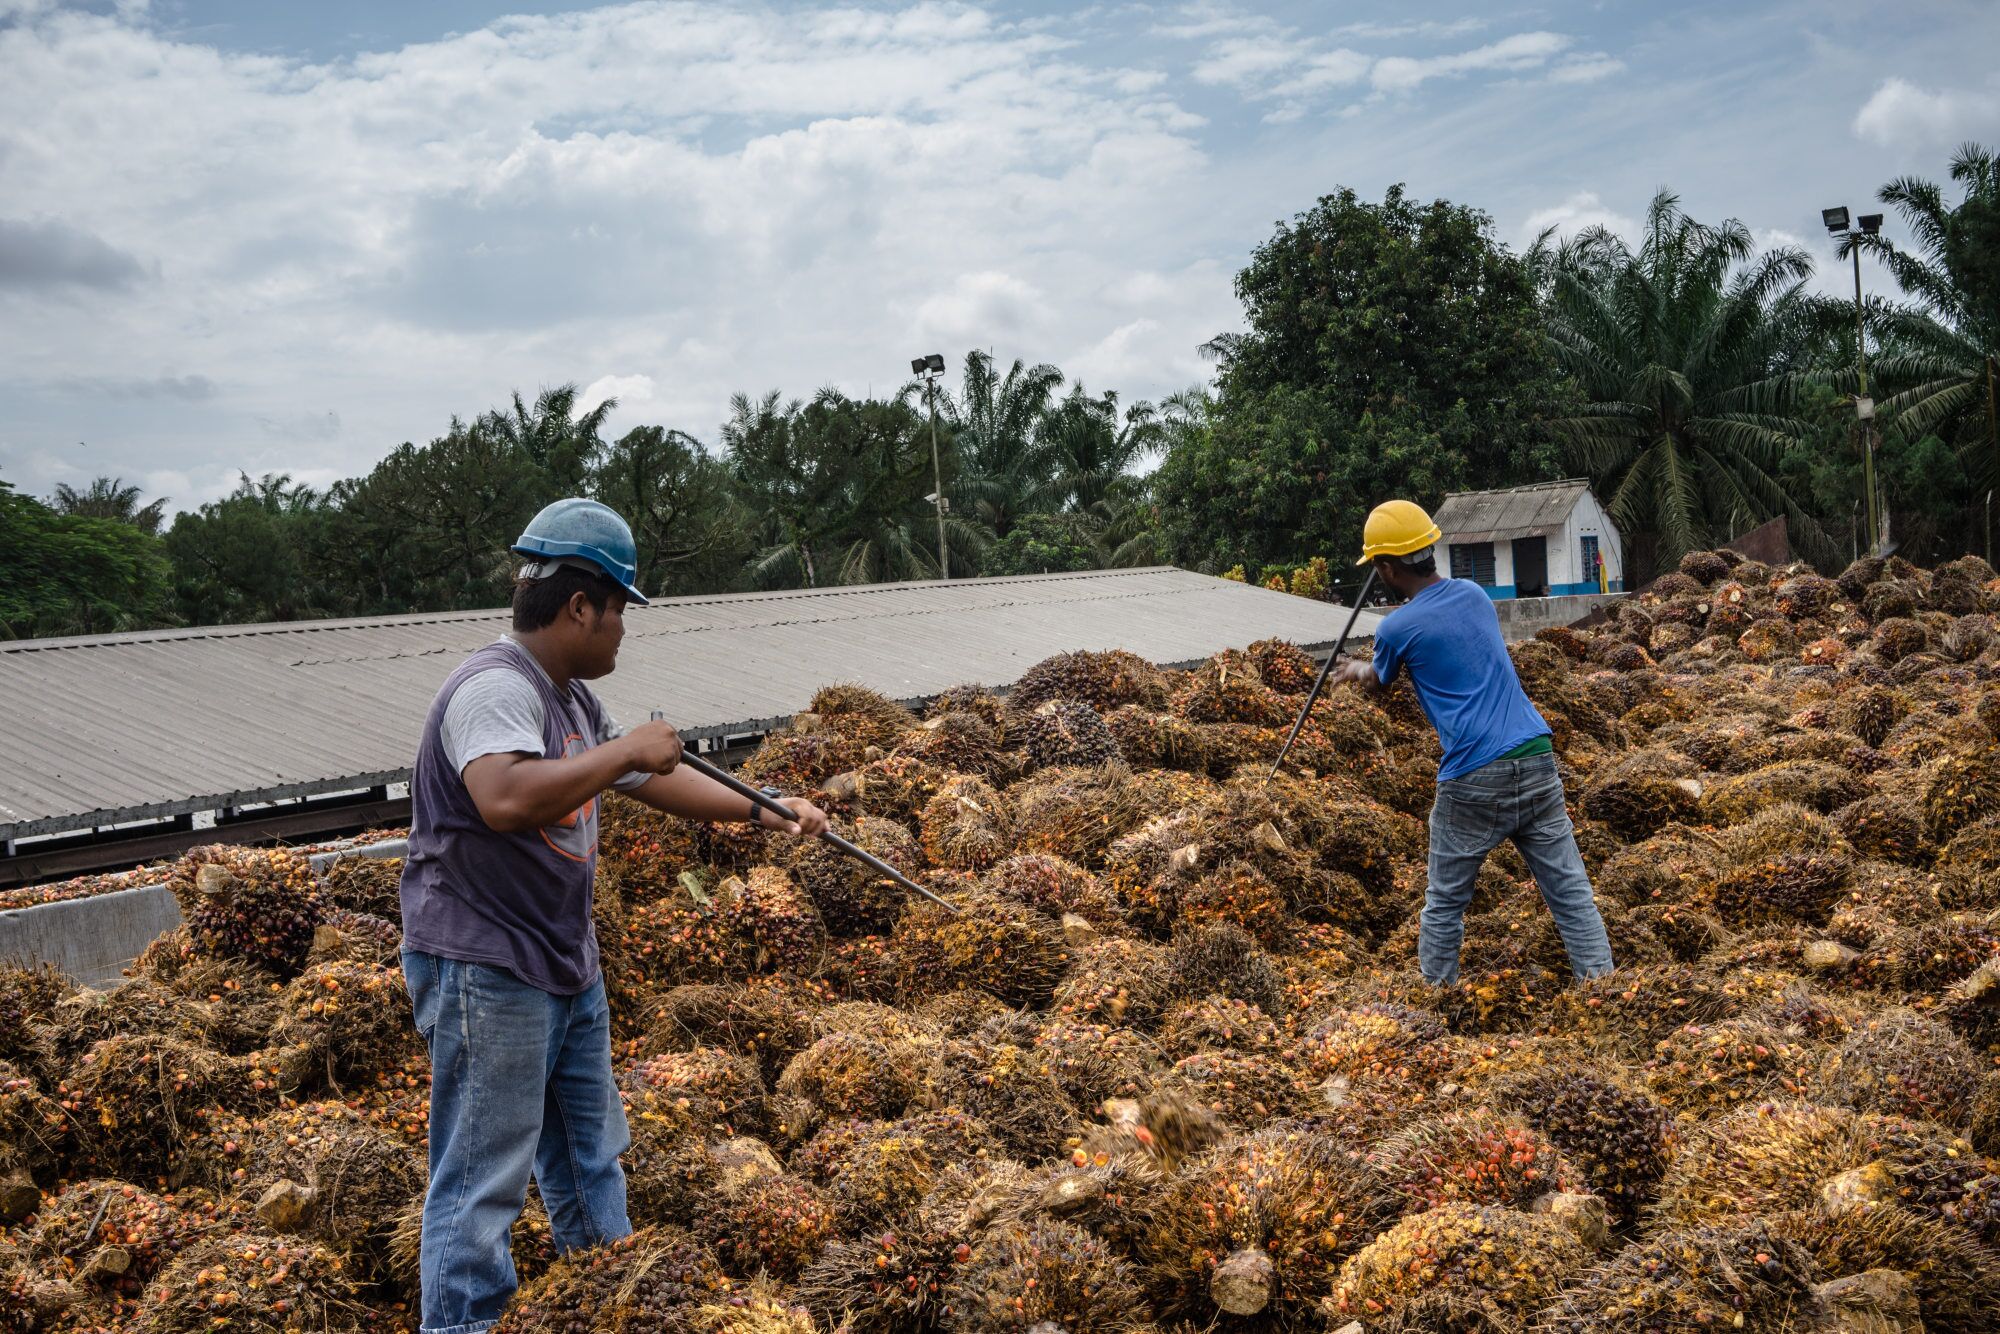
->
[0,882,183,987]
[1492,592,1627,641]
[0,838,409,988]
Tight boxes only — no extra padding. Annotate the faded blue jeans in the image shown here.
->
[1422,752,1615,986]
[402,950,632,1334]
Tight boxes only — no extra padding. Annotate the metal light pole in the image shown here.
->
[1824,206,1885,556]
[911,353,948,579]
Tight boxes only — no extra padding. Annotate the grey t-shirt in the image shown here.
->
[440,638,651,793]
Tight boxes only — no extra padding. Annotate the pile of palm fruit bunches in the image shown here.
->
[6,549,2000,1332]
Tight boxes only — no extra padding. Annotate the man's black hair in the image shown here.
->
[1376,547,1438,578]
[512,564,626,632]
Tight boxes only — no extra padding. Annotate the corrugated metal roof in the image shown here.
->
[0,567,1382,839]
[1435,479,1593,544]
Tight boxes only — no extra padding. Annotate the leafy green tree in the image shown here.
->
[0,478,172,637]
[163,473,336,624]
[589,425,755,597]
[1537,190,1834,576]
[981,513,1102,575]
[1156,185,1566,574]
[1037,387,1163,516]
[1847,143,2000,514]
[324,418,550,613]
[726,388,977,587]
[50,476,169,535]
[935,351,1064,539]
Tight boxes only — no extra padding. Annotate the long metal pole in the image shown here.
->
[1267,565,1378,780]
[928,377,949,580]
[652,713,957,912]
[1855,246,1881,558]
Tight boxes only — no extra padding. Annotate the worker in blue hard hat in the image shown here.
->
[1336,499,1613,990]
[397,497,829,1334]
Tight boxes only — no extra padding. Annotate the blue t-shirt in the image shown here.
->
[1369,577,1551,781]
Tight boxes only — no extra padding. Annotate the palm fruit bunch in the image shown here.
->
[1835,793,1931,863]
[309,908,403,969]
[1159,995,1282,1060]
[1103,704,1211,772]
[1007,765,1146,868]
[1923,749,2000,843]
[1140,1126,1390,1321]
[1832,684,1905,746]
[1871,615,1932,663]
[1049,937,1174,1029]
[806,682,917,749]
[1579,749,1703,840]
[1367,1107,1573,1213]
[1738,617,1802,663]
[1538,1219,1830,1332]
[192,1101,422,1279]
[639,976,822,1082]
[29,1179,233,1290]
[892,891,1071,1007]
[1493,1069,1673,1223]
[1166,922,1285,1017]
[626,1047,769,1134]
[918,776,1016,872]
[944,1218,1153,1333]
[495,1228,731,1334]
[833,755,953,823]
[138,1230,372,1334]
[719,866,826,972]
[1293,1003,1458,1114]
[1851,915,2000,991]
[264,959,418,1094]
[892,711,1006,778]
[1328,1202,1593,1328]
[926,683,1007,726]
[1644,1016,1821,1116]
[694,1175,839,1280]
[55,1033,246,1180]
[1775,1202,2000,1334]
[1171,861,1294,947]
[685,1293,818,1334]
[791,1212,965,1333]
[920,1031,1082,1161]
[0,963,70,1074]
[1029,1018,1153,1109]
[164,844,327,979]
[822,817,928,934]
[1168,649,1290,727]
[1704,760,1870,823]
[1651,1101,1867,1227]
[315,854,403,919]
[1005,699,1121,772]
[598,791,705,901]
[980,853,1120,926]
[1712,851,1852,927]
[1009,648,1169,713]
[0,1063,64,1216]
[736,725,867,791]
[604,884,754,1002]
[1243,637,1317,694]
[1814,1008,1984,1126]
[777,1031,923,1121]
[1164,1047,1314,1126]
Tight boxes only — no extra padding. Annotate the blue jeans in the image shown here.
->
[1422,752,1614,986]
[402,951,632,1334]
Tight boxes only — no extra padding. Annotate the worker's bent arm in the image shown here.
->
[462,746,642,834]
[627,765,820,834]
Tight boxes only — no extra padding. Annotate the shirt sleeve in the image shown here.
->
[440,669,548,776]
[589,696,653,793]
[1369,617,1406,688]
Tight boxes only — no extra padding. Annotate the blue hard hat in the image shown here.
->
[512,498,650,607]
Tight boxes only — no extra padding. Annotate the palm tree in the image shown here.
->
[479,384,614,494]
[50,476,168,534]
[932,350,1064,539]
[1536,190,1834,576]
[1844,143,2000,494]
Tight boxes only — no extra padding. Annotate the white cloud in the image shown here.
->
[915,271,1044,347]
[1191,35,1297,87]
[580,373,656,416]
[1371,31,1571,94]
[1520,191,1638,247]
[1853,77,2000,146]
[1332,19,1487,42]
[1548,53,1624,85]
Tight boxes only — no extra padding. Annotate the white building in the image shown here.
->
[1433,480,1623,600]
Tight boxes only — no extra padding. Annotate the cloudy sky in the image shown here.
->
[2,0,1997,513]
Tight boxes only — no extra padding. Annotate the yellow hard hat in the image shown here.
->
[1356,499,1442,565]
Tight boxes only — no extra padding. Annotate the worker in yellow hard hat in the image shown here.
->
[1335,499,1613,987]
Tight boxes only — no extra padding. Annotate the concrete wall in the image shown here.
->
[0,838,408,988]
[1490,591,1628,641]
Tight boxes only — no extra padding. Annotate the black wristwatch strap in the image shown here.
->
[752,786,782,825]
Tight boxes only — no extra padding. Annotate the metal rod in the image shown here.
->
[928,376,949,581]
[652,713,958,912]
[1267,566,1378,780]
[1855,245,1881,559]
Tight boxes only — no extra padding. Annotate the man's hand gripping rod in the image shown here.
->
[1267,566,1378,781]
[651,711,959,913]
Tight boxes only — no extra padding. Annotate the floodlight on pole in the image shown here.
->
[1827,202,1884,555]
[913,353,949,579]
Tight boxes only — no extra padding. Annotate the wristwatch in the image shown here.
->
[752,786,784,825]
